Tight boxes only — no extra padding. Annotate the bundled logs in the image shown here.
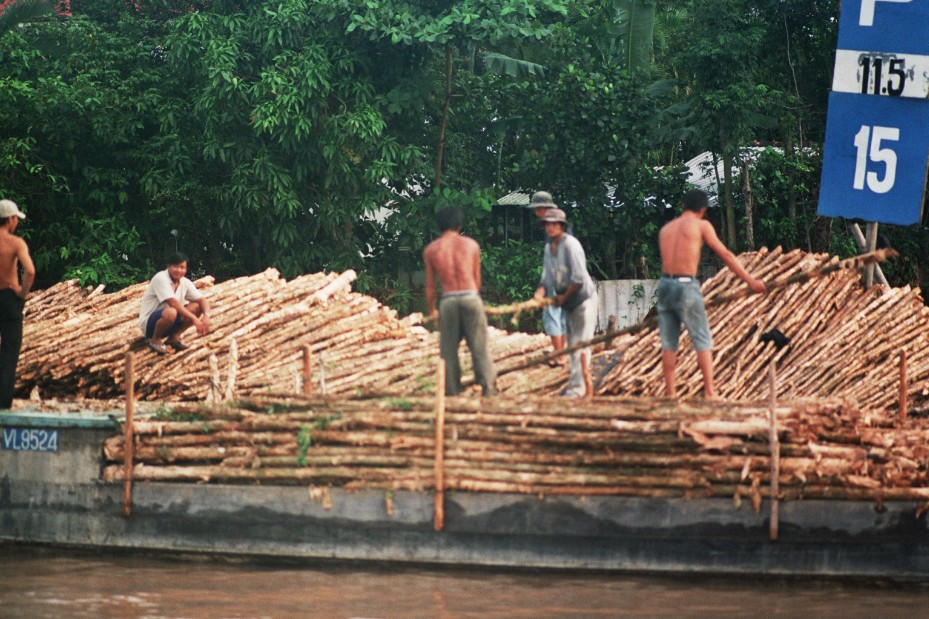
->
[102,394,929,505]
[18,247,929,410]
[598,247,929,413]
[19,269,563,401]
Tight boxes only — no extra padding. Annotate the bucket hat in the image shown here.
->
[528,191,557,209]
[541,208,567,224]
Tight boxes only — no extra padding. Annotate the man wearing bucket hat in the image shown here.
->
[526,191,567,367]
[533,207,597,397]
[0,199,35,409]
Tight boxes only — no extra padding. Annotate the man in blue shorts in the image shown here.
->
[657,189,765,398]
[527,191,567,367]
[138,252,211,355]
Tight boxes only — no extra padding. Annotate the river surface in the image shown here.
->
[1,545,927,618]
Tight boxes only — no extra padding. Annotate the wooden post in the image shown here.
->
[208,354,220,403]
[434,359,446,532]
[900,349,908,421]
[850,223,889,286]
[768,361,779,541]
[863,222,878,289]
[302,344,313,397]
[122,352,135,518]
[319,351,327,396]
[224,338,238,402]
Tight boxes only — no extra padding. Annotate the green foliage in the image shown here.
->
[296,425,312,466]
[0,0,923,305]
[612,0,656,73]
[744,146,821,251]
[387,397,413,411]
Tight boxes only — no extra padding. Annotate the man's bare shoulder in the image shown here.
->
[460,235,480,251]
[423,238,440,257]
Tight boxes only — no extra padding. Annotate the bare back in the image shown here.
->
[0,229,29,293]
[659,212,707,276]
[423,232,481,294]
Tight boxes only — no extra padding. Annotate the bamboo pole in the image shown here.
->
[122,352,135,518]
[479,249,900,385]
[302,344,313,396]
[864,223,878,289]
[208,354,220,403]
[224,338,238,401]
[434,359,446,532]
[768,361,779,541]
[900,349,908,421]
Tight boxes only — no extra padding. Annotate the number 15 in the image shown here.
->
[853,125,898,194]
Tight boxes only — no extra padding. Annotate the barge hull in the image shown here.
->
[2,413,928,578]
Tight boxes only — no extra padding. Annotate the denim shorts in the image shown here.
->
[145,307,183,339]
[657,277,713,352]
[542,304,567,337]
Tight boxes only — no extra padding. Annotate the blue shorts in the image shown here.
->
[145,308,183,339]
[657,277,713,352]
[542,304,567,337]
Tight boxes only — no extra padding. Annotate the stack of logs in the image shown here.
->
[102,394,929,505]
[19,269,563,401]
[598,247,929,413]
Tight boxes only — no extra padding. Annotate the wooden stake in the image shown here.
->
[863,222,878,289]
[850,223,889,286]
[434,359,446,532]
[302,344,313,396]
[208,354,221,403]
[768,361,779,541]
[122,352,135,518]
[900,349,908,421]
[224,338,238,402]
[474,248,899,386]
[319,351,327,396]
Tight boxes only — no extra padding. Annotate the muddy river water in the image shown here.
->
[0,545,926,618]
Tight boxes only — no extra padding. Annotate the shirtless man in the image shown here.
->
[423,206,497,396]
[0,199,35,409]
[138,252,211,355]
[658,189,766,399]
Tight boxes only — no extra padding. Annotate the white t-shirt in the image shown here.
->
[138,269,204,334]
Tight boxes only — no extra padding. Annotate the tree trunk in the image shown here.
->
[434,46,454,190]
[719,133,738,248]
[741,158,754,250]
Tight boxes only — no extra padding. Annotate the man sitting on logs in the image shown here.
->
[423,205,497,396]
[658,188,766,399]
[138,252,211,355]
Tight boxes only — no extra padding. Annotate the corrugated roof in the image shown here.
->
[497,191,532,206]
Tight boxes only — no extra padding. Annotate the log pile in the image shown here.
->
[598,247,929,413]
[102,394,929,505]
[19,269,563,401]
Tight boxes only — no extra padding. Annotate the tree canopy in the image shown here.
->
[0,0,925,315]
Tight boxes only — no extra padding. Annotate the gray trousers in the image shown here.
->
[564,293,598,397]
[439,293,497,396]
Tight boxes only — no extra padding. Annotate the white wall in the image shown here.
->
[596,279,658,332]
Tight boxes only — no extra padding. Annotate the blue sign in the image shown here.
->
[1,427,59,452]
[819,93,929,225]
[818,0,929,225]
[838,0,929,55]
